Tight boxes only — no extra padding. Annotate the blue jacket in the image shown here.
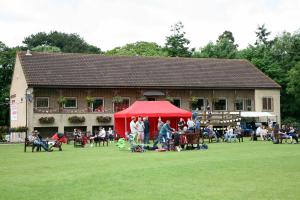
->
[160,123,172,136]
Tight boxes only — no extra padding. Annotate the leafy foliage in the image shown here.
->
[32,45,61,52]
[106,41,166,56]
[23,31,101,54]
[194,30,238,59]
[165,21,193,57]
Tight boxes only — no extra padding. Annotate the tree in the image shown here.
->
[287,62,300,100]
[239,30,300,121]
[255,24,271,45]
[105,41,167,56]
[164,21,193,57]
[218,30,235,43]
[0,42,19,126]
[23,31,101,54]
[32,45,61,52]
[194,31,238,59]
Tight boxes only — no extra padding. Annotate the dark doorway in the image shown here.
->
[33,127,58,138]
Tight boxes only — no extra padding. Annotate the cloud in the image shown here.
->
[0,0,299,50]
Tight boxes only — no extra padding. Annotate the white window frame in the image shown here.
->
[262,96,273,111]
[92,97,105,112]
[171,97,181,108]
[213,97,227,111]
[113,97,130,112]
[36,97,49,108]
[244,98,253,111]
[235,97,244,111]
[64,97,77,109]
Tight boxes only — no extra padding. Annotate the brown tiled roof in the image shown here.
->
[18,51,281,89]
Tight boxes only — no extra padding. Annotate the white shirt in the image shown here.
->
[136,121,145,132]
[99,129,106,138]
[187,120,195,129]
[130,120,137,134]
[256,127,262,135]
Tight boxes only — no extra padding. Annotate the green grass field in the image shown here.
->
[0,141,299,200]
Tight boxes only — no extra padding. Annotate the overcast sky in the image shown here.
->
[0,0,299,51]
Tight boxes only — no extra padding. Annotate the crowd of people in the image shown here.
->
[27,115,298,153]
[253,122,298,144]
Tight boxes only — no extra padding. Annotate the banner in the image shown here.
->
[10,104,17,121]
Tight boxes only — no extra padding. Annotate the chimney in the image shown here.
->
[25,50,32,56]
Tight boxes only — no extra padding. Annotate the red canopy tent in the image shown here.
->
[114,101,192,139]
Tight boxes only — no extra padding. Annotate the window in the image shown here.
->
[92,98,104,112]
[235,98,244,111]
[191,98,208,110]
[172,98,181,108]
[213,98,227,111]
[36,97,49,108]
[262,97,273,111]
[64,97,77,108]
[245,98,253,111]
[147,97,156,101]
[113,98,130,112]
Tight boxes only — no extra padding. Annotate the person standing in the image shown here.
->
[136,116,145,144]
[143,117,150,144]
[177,118,185,131]
[130,116,138,142]
[153,120,175,149]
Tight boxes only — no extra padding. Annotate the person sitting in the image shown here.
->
[187,118,195,133]
[234,125,243,142]
[32,131,52,152]
[279,125,293,143]
[287,126,298,144]
[260,125,268,141]
[224,126,235,142]
[252,125,262,141]
[208,125,218,142]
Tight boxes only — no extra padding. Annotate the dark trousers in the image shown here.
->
[144,132,150,144]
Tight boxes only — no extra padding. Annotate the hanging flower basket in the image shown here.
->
[96,116,112,123]
[68,116,85,123]
[39,117,55,124]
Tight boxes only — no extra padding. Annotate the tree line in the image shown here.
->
[0,22,299,126]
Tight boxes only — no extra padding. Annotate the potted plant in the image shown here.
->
[39,117,55,124]
[57,96,66,112]
[68,116,85,123]
[96,116,112,123]
[86,96,95,112]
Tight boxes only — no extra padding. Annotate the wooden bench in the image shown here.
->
[180,132,201,149]
[25,138,42,152]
